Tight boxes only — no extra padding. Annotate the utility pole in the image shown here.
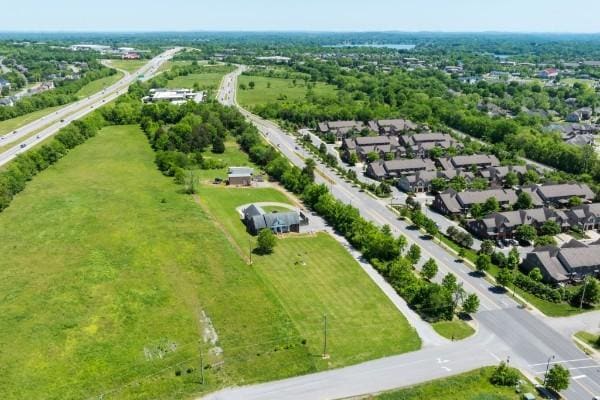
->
[199,348,204,385]
[580,277,589,309]
[322,314,329,359]
[543,355,555,386]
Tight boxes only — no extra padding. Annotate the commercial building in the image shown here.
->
[143,88,205,105]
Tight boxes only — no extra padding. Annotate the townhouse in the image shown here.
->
[433,188,518,216]
[366,159,436,180]
[522,239,600,283]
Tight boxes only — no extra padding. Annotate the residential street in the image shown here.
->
[208,66,600,400]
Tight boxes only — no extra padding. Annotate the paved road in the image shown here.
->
[0,48,181,167]
[209,66,600,400]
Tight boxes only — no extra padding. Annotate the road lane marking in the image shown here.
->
[529,358,591,366]
[573,375,587,380]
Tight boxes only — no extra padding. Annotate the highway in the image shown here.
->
[0,47,181,168]
[208,66,600,400]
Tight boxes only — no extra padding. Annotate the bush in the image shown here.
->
[490,362,520,387]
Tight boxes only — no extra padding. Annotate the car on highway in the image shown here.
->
[20,143,27,149]
[60,119,65,123]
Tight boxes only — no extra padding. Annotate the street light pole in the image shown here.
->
[580,277,589,309]
[543,355,555,386]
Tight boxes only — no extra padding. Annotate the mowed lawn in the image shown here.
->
[375,367,534,400]
[166,66,235,92]
[197,184,421,369]
[0,125,319,400]
[76,71,124,98]
[237,75,337,108]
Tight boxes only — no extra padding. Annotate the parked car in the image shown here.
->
[496,240,505,249]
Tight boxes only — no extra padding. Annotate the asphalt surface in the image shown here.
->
[207,66,600,400]
[0,48,181,167]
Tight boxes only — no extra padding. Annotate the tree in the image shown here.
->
[470,203,484,219]
[504,172,519,187]
[515,192,533,210]
[256,229,276,254]
[302,158,316,181]
[576,278,600,306]
[480,240,495,256]
[442,273,458,292]
[546,364,570,392]
[430,177,447,193]
[462,293,480,314]
[348,152,359,166]
[507,247,520,270]
[457,248,466,262]
[423,218,439,238]
[366,151,379,162]
[407,244,421,266]
[475,254,491,274]
[496,268,514,290]
[482,197,500,215]
[491,361,520,386]
[528,267,543,282]
[421,258,438,280]
[534,235,557,247]
[248,81,256,89]
[515,224,537,244]
[397,235,408,255]
[540,220,561,236]
[568,196,583,207]
[212,135,225,154]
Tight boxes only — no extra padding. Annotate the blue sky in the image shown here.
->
[4,0,600,33]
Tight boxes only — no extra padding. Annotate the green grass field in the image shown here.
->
[76,71,124,98]
[108,60,147,73]
[432,320,475,341]
[0,105,63,136]
[237,75,337,108]
[375,367,534,400]
[0,125,317,399]
[0,124,420,399]
[166,66,235,92]
[197,184,421,369]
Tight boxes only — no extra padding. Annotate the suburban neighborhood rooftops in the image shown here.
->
[536,183,595,202]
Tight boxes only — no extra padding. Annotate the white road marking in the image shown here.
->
[529,358,592,367]
[573,375,587,380]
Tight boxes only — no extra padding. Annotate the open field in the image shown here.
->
[165,66,235,92]
[197,183,421,370]
[108,59,147,73]
[0,125,317,399]
[76,71,124,98]
[0,105,63,136]
[374,367,534,400]
[237,75,337,108]
[432,320,475,341]
[157,60,193,73]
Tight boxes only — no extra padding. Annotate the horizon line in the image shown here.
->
[1,29,600,35]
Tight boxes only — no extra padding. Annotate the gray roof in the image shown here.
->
[355,136,392,146]
[243,204,265,218]
[456,188,517,207]
[384,158,436,173]
[537,183,595,202]
[446,154,501,169]
[228,166,254,177]
[528,240,600,282]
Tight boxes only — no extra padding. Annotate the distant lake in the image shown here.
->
[325,44,416,50]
